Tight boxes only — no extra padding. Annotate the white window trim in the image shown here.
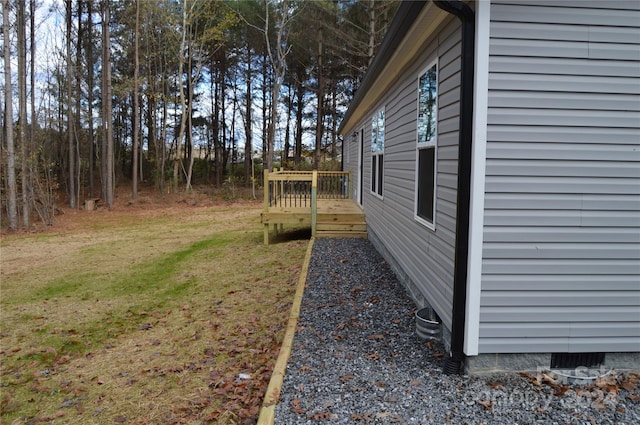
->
[371,108,385,199]
[414,60,438,230]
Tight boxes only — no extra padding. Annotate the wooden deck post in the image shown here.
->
[264,169,270,245]
[311,170,318,237]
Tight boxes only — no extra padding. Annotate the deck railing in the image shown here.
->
[264,169,350,209]
[317,171,350,199]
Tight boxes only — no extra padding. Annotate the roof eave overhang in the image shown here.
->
[338,1,449,135]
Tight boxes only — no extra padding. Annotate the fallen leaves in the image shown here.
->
[519,371,540,386]
[622,380,636,392]
[311,411,338,420]
[340,374,355,383]
[477,399,493,410]
[488,381,504,390]
[291,397,306,414]
[516,369,640,414]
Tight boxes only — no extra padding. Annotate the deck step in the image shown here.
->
[316,222,367,232]
[317,214,365,224]
[316,230,368,239]
[316,218,367,239]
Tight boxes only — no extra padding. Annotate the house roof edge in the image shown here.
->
[338,1,428,135]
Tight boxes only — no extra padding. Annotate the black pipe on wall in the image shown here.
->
[432,0,476,375]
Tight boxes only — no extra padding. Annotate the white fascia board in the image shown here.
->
[464,0,490,357]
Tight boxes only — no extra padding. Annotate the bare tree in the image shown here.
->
[367,0,375,64]
[18,0,29,226]
[314,23,323,169]
[3,0,18,230]
[30,0,36,197]
[173,0,189,192]
[263,0,297,172]
[87,0,96,198]
[101,0,114,207]
[132,0,140,199]
[243,45,253,184]
[65,0,75,208]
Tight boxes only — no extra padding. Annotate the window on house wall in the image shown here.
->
[371,108,385,197]
[416,62,437,227]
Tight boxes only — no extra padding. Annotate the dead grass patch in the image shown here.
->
[1,193,308,424]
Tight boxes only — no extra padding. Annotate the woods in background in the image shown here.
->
[1,0,397,229]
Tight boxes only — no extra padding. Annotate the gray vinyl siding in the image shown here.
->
[344,16,463,330]
[480,0,640,353]
[344,131,360,201]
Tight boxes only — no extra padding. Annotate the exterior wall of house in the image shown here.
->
[343,15,464,332]
[344,130,360,202]
[479,0,640,354]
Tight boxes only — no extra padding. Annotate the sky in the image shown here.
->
[4,0,327,158]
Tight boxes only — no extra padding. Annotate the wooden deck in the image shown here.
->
[261,170,366,244]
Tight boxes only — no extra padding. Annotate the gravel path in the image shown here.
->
[274,238,640,424]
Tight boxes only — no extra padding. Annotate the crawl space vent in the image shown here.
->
[550,352,605,369]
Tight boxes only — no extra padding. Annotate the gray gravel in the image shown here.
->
[274,238,640,424]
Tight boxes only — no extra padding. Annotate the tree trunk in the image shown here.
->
[66,0,75,209]
[263,0,292,172]
[87,0,95,198]
[267,79,278,172]
[173,0,188,192]
[294,80,303,165]
[100,0,108,201]
[18,0,29,227]
[185,46,195,191]
[220,53,227,182]
[146,94,158,188]
[230,75,238,174]
[30,0,37,211]
[283,83,292,168]
[368,0,375,65]
[214,53,228,187]
[160,71,168,192]
[132,0,140,199]
[261,51,268,168]
[75,1,83,206]
[314,24,324,170]
[213,67,222,187]
[102,0,114,207]
[3,0,18,230]
[243,47,252,185]
[330,77,337,162]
